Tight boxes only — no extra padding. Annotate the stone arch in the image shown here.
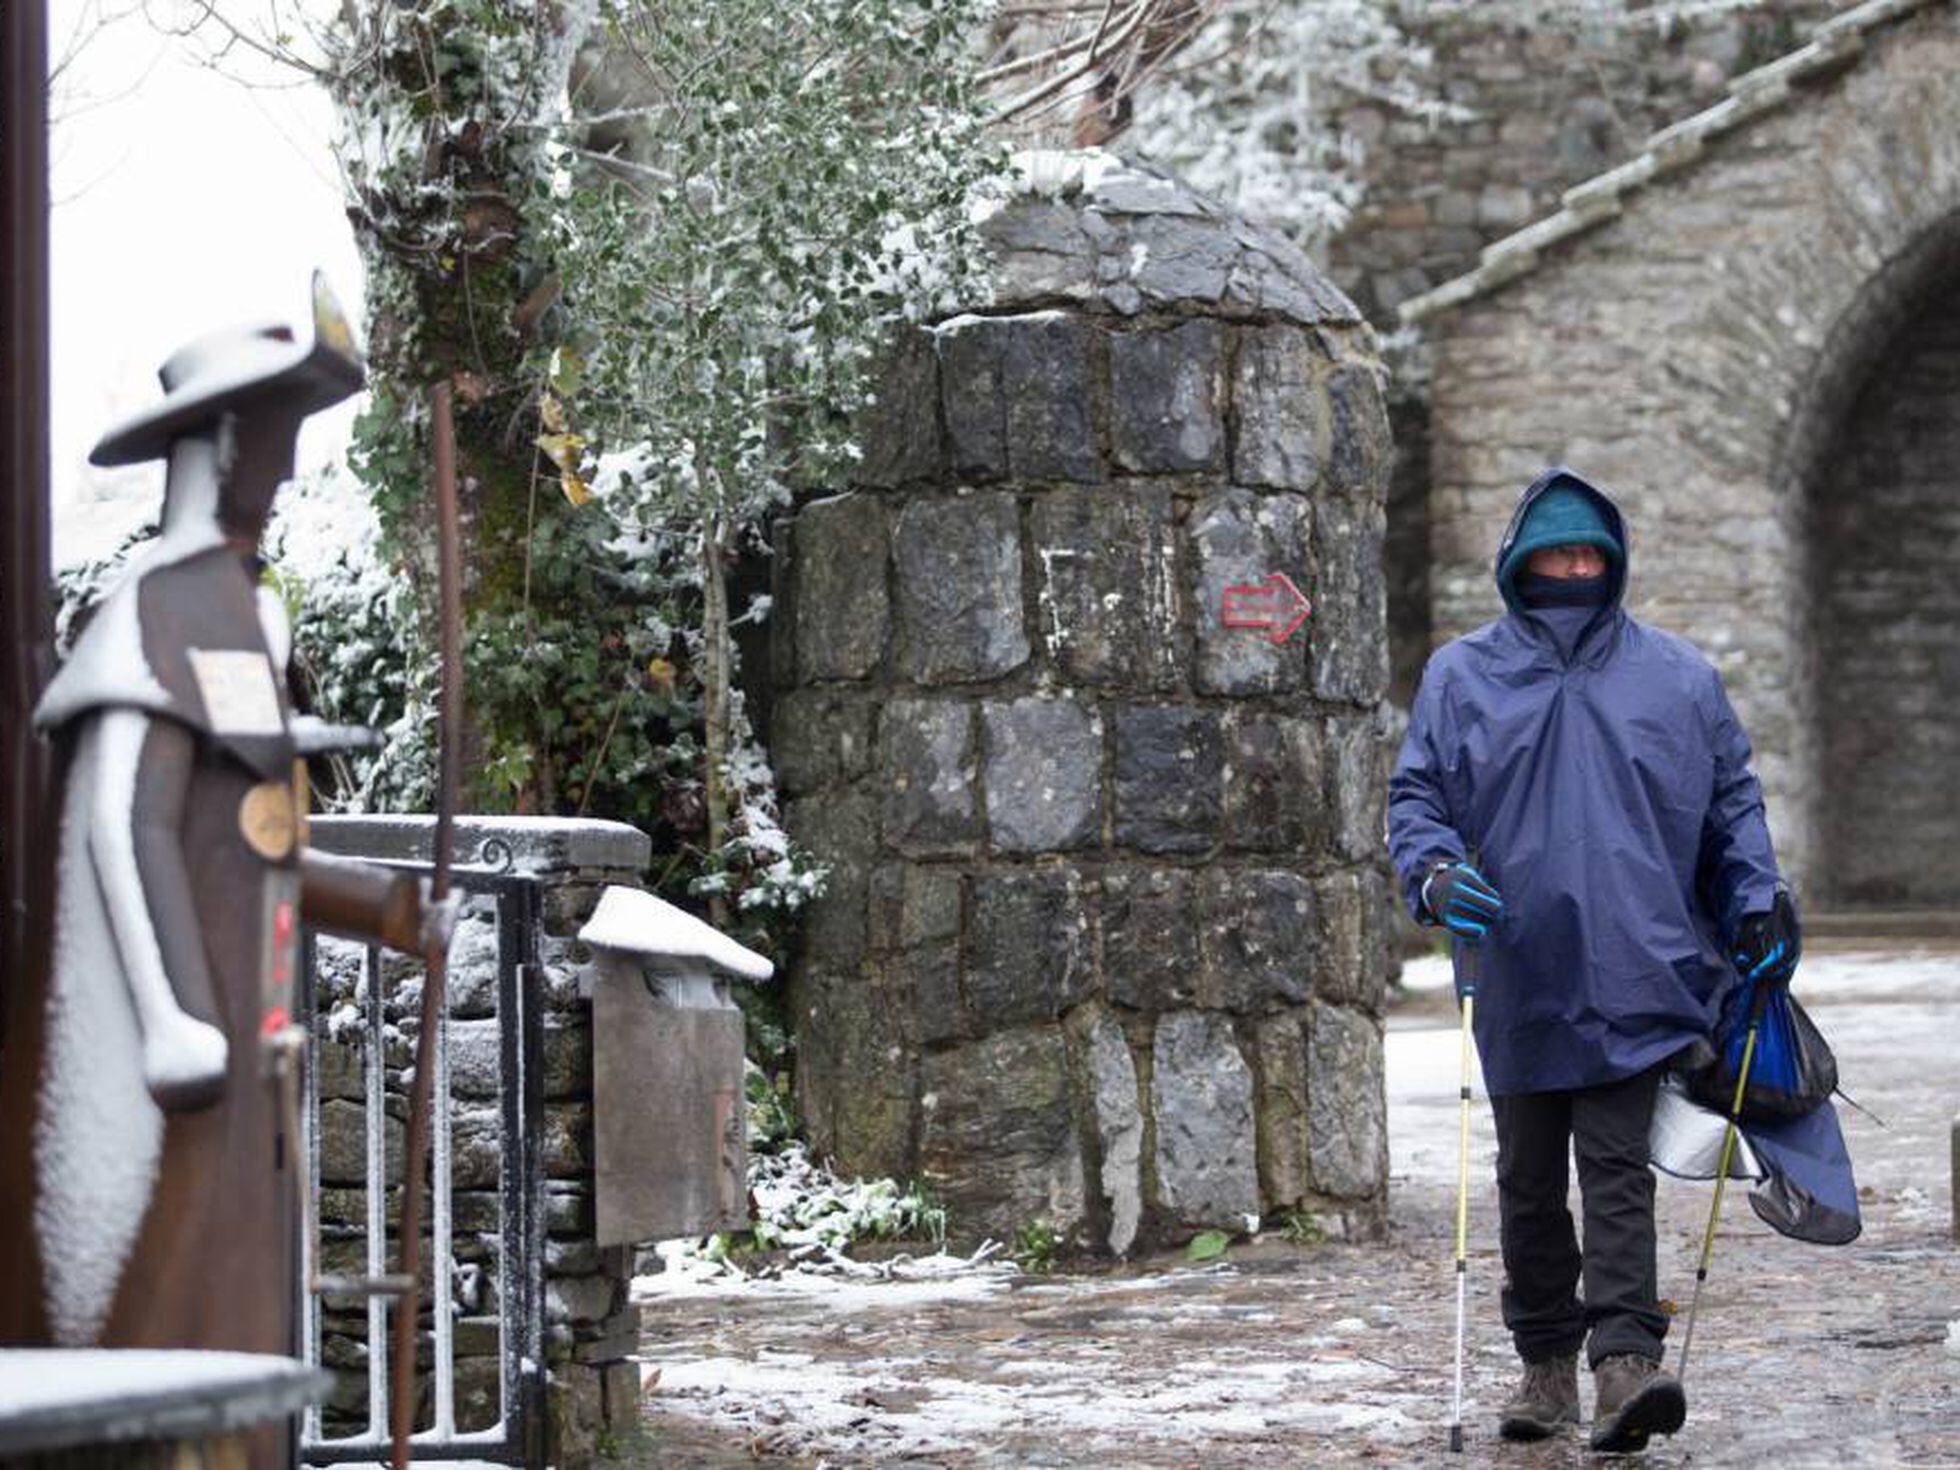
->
[1406,2,1960,902]
[1780,209,1960,906]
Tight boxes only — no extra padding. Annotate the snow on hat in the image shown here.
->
[90,272,365,467]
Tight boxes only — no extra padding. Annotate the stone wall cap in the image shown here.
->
[308,814,652,875]
[0,1350,330,1456]
[579,884,775,982]
[973,147,1366,327]
[1398,0,1939,327]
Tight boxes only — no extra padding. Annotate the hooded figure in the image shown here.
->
[0,278,446,1428]
[1388,467,1802,1452]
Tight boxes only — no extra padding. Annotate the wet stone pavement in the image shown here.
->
[630,946,1960,1467]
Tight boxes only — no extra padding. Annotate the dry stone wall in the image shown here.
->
[773,154,1395,1254]
[1324,0,1849,322]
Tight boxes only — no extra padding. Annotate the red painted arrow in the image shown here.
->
[1221,571,1312,646]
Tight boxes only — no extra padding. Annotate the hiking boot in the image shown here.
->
[1589,1354,1686,1453]
[1498,1352,1580,1440]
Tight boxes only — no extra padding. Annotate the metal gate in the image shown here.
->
[298,866,546,1468]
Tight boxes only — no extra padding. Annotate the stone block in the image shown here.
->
[549,1272,623,1327]
[1324,363,1389,502]
[1224,713,1328,855]
[1311,498,1389,705]
[448,1017,502,1101]
[866,865,965,1044]
[1082,1008,1144,1256]
[983,199,1099,301]
[920,1027,1085,1247]
[1308,1005,1386,1200]
[1112,705,1223,855]
[1150,1011,1259,1228]
[982,697,1103,852]
[1190,489,1312,696]
[934,314,1102,483]
[789,494,889,681]
[771,689,876,797]
[893,495,1030,682]
[856,326,941,488]
[935,315,1010,480]
[785,788,877,966]
[548,1360,604,1470]
[1232,325,1325,491]
[966,868,1094,1029]
[1314,871,1385,1011]
[1110,321,1225,473]
[1476,182,1535,230]
[543,1102,594,1181]
[1197,868,1315,1012]
[1225,244,1365,327]
[1004,314,1104,483]
[867,863,963,952]
[1253,1010,1311,1210]
[318,1098,400,1187]
[317,1038,363,1102]
[1327,714,1388,863]
[1128,215,1237,308]
[1103,868,1199,1012]
[1029,484,1181,691]
[879,699,979,856]
[542,1018,592,1101]
[794,969,918,1182]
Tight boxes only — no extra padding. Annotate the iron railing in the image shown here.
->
[298,866,546,1468]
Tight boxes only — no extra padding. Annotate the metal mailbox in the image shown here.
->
[578,886,771,1247]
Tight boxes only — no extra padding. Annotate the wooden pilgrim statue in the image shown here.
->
[0,275,449,1365]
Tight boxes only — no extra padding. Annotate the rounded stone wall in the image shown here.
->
[772,152,1394,1252]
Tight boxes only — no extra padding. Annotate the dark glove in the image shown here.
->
[1421,860,1504,939]
[1733,889,1800,987]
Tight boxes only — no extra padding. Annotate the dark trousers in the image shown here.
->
[1489,1063,1667,1368]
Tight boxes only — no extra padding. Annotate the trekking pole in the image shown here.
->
[1449,934,1481,1454]
[1674,980,1771,1389]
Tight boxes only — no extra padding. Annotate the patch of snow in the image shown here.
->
[0,1349,317,1413]
[35,729,165,1344]
[578,885,773,980]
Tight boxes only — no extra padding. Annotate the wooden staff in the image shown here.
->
[389,380,463,1469]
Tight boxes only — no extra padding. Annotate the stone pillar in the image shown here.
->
[773,152,1395,1253]
[309,816,649,1469]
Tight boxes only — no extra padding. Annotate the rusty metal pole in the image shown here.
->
[389,382,462,1470]
[1,0,54,1029]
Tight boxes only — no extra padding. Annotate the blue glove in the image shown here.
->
[1733,889,1800,987]
[1421,860,1504,939]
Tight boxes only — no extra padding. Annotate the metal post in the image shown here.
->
[1950,1109,1958,1246]
[2,0,53,1021]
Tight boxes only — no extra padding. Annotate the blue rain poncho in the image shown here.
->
[1388,468,1784,1096]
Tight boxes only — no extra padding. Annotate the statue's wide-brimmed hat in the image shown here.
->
[90,272,366,467]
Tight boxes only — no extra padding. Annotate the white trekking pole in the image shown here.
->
[1449,934,1482,1454]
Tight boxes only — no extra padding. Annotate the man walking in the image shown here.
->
[1387,467,1799,1452]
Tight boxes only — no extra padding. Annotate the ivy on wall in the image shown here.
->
[267,0,1005,986]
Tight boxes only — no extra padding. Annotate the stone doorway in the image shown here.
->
[1805,227,1960,910]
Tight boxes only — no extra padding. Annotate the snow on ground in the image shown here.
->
[1400,943,1960,1004]
[634,945,1960,1466]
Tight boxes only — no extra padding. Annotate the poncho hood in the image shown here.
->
[1494,467,1629,617]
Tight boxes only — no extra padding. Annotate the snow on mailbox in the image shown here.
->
[578,885,771,1247]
